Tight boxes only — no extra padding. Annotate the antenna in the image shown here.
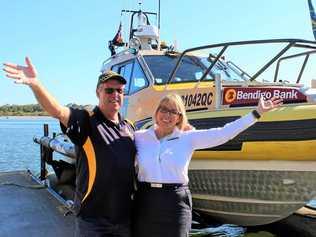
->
[158,0,161,31]
[308,0,316,40]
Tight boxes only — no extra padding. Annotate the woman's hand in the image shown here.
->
[3,57,38,86]
[183,123,195,131]
[256,96,283,115]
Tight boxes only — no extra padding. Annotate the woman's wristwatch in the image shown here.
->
[251,110,261,119]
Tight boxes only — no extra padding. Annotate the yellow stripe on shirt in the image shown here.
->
[82,137,97,203]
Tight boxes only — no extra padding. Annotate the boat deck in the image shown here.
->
[0,171,74,237]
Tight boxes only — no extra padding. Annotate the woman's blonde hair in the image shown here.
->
[154,93,188,130]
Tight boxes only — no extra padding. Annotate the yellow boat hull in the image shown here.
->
[184,103,316,225]
[187,103,316,161]
[193,140,316,160]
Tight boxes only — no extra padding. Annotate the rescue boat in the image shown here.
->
[97,6,316,226]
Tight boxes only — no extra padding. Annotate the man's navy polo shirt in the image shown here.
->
[61,106,136,224]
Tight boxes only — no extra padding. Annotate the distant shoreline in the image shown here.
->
[0,104,93,117]
[0,115,54,120]
[0,113,48,117]
[0,115,51,117]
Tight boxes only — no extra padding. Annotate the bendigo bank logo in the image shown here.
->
[223,87,307,105]
[224,89,237,103]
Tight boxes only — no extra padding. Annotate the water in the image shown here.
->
[0,116,314,237]
[0,116,61,173]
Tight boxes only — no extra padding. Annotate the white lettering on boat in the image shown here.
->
[222,87,306,105]
[236,89,298,100]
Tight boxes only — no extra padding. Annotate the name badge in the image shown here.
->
[150,183,163,188]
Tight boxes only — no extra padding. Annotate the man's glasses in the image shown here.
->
[104,88,123,94]
[159,106,181,116]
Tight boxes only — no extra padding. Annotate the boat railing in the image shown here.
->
[226,60,252,80]
[168,39,316,84]
[274,49,316,83]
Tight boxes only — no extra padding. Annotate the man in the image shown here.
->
[3,57,136,237]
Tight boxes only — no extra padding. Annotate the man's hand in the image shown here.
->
[256,96,283,115]
[3,57,38,86]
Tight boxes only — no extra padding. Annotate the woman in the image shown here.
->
[133,94,282,237]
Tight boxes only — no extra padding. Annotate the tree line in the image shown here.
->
[0,104,93,116]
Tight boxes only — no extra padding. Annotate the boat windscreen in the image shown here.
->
[144,55,247,85]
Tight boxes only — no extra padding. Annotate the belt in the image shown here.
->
[138,182,187,190]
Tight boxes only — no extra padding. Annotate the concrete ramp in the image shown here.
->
[0,171,75,237]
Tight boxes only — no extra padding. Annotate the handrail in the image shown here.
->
[274,50,316,83]
[168,39,316,84]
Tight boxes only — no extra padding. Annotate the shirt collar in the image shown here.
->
[94,106,124,128]
[148,125,182,141]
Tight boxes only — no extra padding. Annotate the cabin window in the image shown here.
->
[144,55,246,84]
[111,60,149,95]
[111,61,133,95]
[144,55,213,85]
[129,61,149,94]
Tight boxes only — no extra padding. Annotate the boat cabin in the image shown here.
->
[101,9,316,128]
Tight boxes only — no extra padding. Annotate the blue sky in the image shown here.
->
[0,0,315,105]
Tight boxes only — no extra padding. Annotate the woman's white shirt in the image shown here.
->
[135,112,257,184]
